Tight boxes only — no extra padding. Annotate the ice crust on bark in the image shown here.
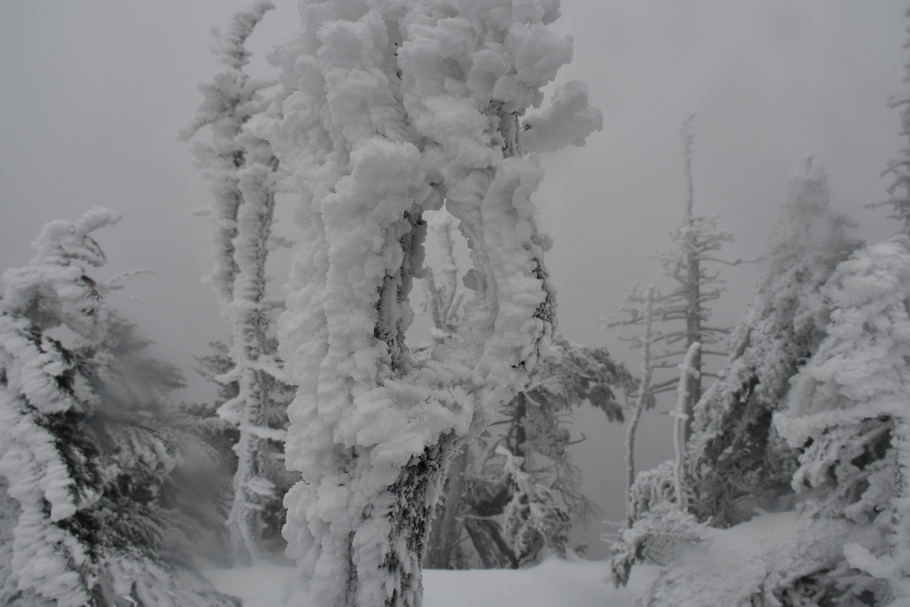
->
[266,0,598,604]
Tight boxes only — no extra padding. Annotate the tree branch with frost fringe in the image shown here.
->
[266,0,600,603]
[672,342,699,512]
[180,1,293,566]
[871,8,910,233]
[607,115,739,446]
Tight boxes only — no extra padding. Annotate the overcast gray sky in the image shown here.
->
[1,0,907,558]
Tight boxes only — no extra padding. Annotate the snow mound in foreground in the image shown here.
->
[203,556,657,607]
[641,510,881,606]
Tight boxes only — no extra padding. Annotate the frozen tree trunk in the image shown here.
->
[611,115,735,449]
[179,2,283,565]
[673,342,700,511]
[267,0,599,604]
[625,286,655,528]
[425,444,468,569]
[680,117,702,443]
[224,156,280,565]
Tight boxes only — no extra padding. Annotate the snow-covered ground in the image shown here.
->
[203,556,659,607]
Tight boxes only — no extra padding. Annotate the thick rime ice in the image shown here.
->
[497,446,570,566]
[619,164,910,604]
[641,236,910,605]
[0,210,113,606]
[266,0,597,603]
[773,234,910,601]
[420,217,632,569]
[0,210,241,606]
[521,81,602,154]
[180,2,291,565]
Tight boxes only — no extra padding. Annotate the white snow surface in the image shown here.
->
[203,556,656,607]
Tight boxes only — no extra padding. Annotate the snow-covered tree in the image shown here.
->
[877,7,910,232]
[265,0,600,603]
[609,159,861,589]
[0,209,240,607]
[622,284,656,528]
[628,234,910,606]
[610,115,740,447]
[768,234,910,604]
[425,334,633,569]
[685,158,860,528]
[180,1,293,565]
[418,212,632,569]
[188,338,296,559]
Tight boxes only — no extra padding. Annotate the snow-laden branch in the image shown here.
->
[522,81,603,154]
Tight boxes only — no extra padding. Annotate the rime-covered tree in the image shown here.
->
[621,285,655,528]
[684,158,860,528]
[188,338,296,559]
[426,334,633,569]
[419,214,632,569]
[0,209,240,607]
[266,0,601,603]
[610,115,740,448]
[179,1,293,565]
[627,235,910,606]
[609,159,860,588]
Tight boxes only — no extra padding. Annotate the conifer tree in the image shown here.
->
[0,209,240,607]
[769,234,910,605]
[609,159,860,589]
[266,0,601,602]
[180,1,293,565]
[426,334,633,569]
[686,158,860,527]
[610,115,741,450]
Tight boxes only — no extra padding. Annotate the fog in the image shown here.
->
[1,0,906,559]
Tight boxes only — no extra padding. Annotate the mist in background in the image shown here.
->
[1,0,905,559]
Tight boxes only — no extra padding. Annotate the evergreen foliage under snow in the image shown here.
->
[180,1,294,566]
[0,209,240,606]
[685,158,861,528]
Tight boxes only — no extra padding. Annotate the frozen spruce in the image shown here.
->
[686,158,860,528]
[609,115,741,478]
[636,235,910,606]
[771,234,910,603]
[876,6,910,231]
[180,1,294,565]
[265,0,600,604]
[0,209,240,607]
